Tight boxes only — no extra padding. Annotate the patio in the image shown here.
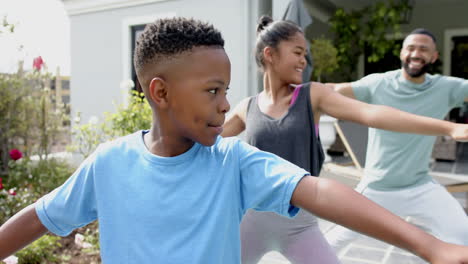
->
[257,143,468,264]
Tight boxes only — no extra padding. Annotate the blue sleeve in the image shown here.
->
[236,141,308,218]
[351,73,383,103]
[35,149,99,236]
[446,76,468,107]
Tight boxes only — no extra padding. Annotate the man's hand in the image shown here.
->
[450,123,468,142]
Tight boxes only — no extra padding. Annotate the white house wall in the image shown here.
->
[68,0,256,124]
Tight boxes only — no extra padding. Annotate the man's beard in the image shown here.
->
[402,59,431,78]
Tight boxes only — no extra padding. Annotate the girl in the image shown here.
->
[222,16,468,264]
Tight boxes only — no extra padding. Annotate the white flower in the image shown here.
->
[88,116,99,125]
[74,116,81,124]
[3,255,18,264]
[74,233,92,249]
[74,233,84,244]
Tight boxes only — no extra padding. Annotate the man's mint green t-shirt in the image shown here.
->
[352,69,468,190]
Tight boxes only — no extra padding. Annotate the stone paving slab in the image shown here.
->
[257,219,428,264]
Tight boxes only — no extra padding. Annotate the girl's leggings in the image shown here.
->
[241,209,340,264]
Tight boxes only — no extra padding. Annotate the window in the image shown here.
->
[131,24,146,94]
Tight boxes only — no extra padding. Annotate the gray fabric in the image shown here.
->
[244,83,324,175]
[282,0,313,83]
[241,209,340,264]
[241,84,337,263]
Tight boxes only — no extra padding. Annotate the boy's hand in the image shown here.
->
[450,123,468,142]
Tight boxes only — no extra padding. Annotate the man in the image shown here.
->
[326,28,468,252]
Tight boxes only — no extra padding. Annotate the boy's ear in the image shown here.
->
[148,77,169,108]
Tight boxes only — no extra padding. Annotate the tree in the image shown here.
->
[329,0,413,81]
[310,37,338,82]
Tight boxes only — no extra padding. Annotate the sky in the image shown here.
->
[0,0,70,75]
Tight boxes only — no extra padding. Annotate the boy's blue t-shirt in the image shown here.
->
[352,69,468,190]
[35,131,308,263]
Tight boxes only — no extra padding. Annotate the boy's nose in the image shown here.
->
[219,95,230,114]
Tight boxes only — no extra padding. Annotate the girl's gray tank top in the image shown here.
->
[244,83,324,176]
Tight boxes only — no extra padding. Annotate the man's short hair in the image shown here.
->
[408,28,436,44]
[133,17,225,74]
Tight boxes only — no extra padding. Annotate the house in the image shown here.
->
[63,0,468,124]
[304,0,468,79]
[63,0,284,124]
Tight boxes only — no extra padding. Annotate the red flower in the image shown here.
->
[9,149,23,160]
[33,56,44,71]
[8,189,16,196]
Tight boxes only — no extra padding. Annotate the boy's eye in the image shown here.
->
[208,87,229,95]
[208,88,218,94]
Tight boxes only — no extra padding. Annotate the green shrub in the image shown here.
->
[0,72,68,175]
[310,37,338,82]
[0,157,72,224]
[70,91,152,157]
[15,235,62,264]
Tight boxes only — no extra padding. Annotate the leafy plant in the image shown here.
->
[310,37,338,82]
[15,235,62,264]
[82,222,101,253]
[0,55,69,175]
[70,90,152,158]
[103,90,152,138]
[0,187,35,225]
[329,0,412,80]
[1,15,15,34]
[0,157,72,224]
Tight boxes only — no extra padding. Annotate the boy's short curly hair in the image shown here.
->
[134,17,225,74]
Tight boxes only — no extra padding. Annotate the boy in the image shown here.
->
[1,17,468,263]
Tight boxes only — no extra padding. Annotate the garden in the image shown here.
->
[0,64,151,263]
[1,18,151,262]
[0,0,412,261]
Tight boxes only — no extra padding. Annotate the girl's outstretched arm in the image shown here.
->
[291,176,468,264]
[222,97,249,137]
[0,203,48,260]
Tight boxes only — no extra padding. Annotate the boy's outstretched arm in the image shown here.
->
[291,176,468,264]
[0,204,48,260]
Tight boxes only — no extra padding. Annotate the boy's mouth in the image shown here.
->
[208,123,223,134]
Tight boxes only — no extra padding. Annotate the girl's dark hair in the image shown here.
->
[255,15,303,69]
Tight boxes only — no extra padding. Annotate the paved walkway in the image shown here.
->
[255,161,467,264]
[257,219,428,264]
